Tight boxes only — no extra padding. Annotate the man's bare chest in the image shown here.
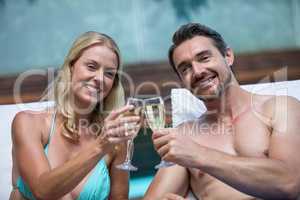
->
[186,119,271,200]
[184,114,271,158]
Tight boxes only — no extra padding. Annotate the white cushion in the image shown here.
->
[171,89,207,127]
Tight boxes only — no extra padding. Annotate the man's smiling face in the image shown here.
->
[173,36,234,100]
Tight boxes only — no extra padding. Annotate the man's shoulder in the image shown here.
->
[261,95,300,131]
[262,95,300,113]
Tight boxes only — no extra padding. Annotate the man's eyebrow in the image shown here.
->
[195,50,212,57]
[176,50,212,70]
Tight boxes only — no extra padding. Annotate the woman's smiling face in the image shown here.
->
[70,44,118,107]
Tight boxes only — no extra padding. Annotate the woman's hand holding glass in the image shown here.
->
[116,98,143,171]
[97,105,140,154]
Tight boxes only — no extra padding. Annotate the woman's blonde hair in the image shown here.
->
[43,31,125,141]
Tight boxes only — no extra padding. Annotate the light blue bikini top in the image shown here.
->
[16,110,110,200]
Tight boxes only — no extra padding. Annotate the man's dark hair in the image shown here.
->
[168,23,228,73]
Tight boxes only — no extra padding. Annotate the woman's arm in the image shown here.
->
[12,111,107,200]
[9,143,26,200]
[108,142,129,200]
[13,106,137,200]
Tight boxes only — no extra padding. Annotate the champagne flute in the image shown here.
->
[116,97,143,171]
[144,97,174,169]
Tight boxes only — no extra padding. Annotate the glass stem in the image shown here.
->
[125,139,134,163]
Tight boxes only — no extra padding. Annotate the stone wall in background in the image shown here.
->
[0,0,299,75]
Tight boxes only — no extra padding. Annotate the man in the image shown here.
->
[144,23,300,199]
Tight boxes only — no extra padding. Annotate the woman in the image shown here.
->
[9,31,139,200]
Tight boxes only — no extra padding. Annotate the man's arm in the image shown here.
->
[153,96,300,199]
[143,165,189,200]
[200,96,300,199]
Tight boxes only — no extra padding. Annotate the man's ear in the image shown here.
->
[224,47,234,66]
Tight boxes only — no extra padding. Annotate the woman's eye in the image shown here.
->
[87,64,96,70]
[104,71,115,78]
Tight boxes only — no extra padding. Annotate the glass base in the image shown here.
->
[116,162,138,171]
[155,160,174,169]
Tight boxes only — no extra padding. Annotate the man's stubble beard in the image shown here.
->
[194,70,233,102]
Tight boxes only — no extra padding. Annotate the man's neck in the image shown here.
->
[203,81,250,121]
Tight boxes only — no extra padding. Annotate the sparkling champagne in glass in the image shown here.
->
[116,98,143,171]
[144,97,174,169]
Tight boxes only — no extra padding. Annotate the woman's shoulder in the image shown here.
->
[13,109,53,126]
[12,108,55,143]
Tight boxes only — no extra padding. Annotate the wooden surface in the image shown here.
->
[1,49,300,105]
